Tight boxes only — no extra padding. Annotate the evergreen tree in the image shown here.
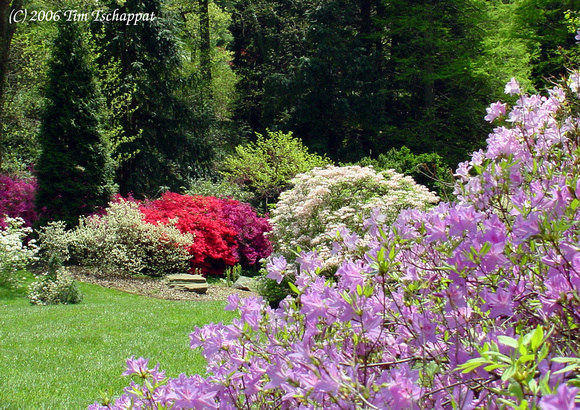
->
[35,20,112,228]
[514,0,580,89]
[0,0,24,169]
[95,0,214,199]
[229,0,494,166]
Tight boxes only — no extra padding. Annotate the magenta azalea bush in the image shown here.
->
[89,75,580,409]
[0,174,37,229]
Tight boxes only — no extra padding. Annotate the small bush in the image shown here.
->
[220,130,332,210]
[0,217,37,290]
[0,174,37,229]
[262,165,438,304]
[221,200,272,267]
[28,260,82,305]
[269,165,438,272]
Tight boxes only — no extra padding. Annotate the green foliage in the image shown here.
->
[473,0,537,97]
[184,178,253,203]
[356,146,455,201]
[256,268,295,308]
[513,0,580,89]
[229,0,498,166]
[35,20,113,228]
[457,326,553,409]
[94,0,214,199]
[220,130,332,210]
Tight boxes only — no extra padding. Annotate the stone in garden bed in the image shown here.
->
[232,276,257,292]
[164,274,208,294]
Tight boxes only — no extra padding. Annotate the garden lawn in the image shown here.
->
[0,282,237,409]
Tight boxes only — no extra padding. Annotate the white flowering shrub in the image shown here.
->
[269,165,439,273]
[38,200,194,276]
[28,265,82,305]
[0,217,37,289]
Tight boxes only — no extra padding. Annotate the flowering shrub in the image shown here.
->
[269,165,438,274]
[220,200,272,267]
[140,193,271,275]
[0,174,37,229]
[0,217,37,289]
[90,74,580,409]
[40,199,194,276]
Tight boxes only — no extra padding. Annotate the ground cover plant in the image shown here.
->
[90,75,580,409]
[0,282,237,409]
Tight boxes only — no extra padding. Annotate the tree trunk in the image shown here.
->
[0,0,22,169]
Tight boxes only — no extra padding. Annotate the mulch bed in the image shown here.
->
[68,266,257,302]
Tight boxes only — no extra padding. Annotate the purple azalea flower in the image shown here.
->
[266,256,287,284]
[296,250,322,273]
[505,77,521,95]
[485,101,507,122]
[484,286,514,318]
[166,374,218,409]
[122,356,150,378]
[539,383,579,410]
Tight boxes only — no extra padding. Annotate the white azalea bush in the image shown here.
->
[269,165,439,273]
[0,217,37,289]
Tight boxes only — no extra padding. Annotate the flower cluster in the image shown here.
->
[269,165,438,273]
[0,217,37,289]
[0,174,37,229]
[90,75,580,409]
[140,193,271,275]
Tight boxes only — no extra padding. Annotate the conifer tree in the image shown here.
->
[35,20,112,227]
[95,0,214,199]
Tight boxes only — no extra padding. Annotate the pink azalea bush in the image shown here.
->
[0,174,37,229]
[89,75,580,409]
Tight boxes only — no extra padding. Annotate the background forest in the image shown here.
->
[1,0,580,203]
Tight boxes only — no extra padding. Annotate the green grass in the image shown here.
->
[0,282,237,409]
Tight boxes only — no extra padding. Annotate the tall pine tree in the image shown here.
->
[95,0,214,199]
[35,20,112,227]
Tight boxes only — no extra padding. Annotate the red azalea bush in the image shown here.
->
[0,174,37,229]
[140,193,271,275]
